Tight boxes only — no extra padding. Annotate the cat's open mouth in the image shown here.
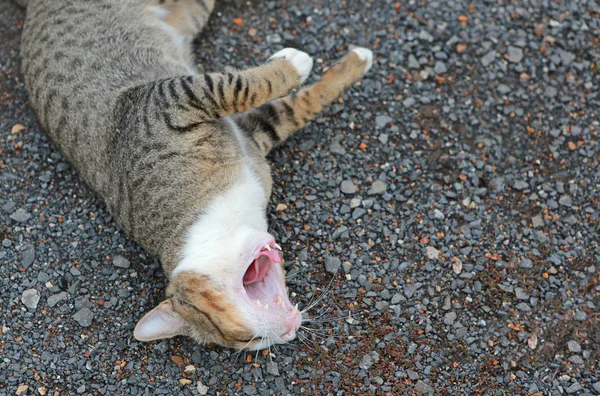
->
[243,241,299,320]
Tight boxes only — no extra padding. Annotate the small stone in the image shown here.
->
[21,245,35,268]
[340,180,357,194]
[516,303,531,312]
[432,209,444,220]
[480,50,496,67]
[332,226,348,240]
[569,355,584,364]
[349,198,361,208]
[10,208,31,223]
[183,365,196,375]
[324,256,341,274]
[375,301,389,312]
[408,54,420,69]
[378,134,389,144]
[403,97,416,107]
[359,354,373,370]
[38,387,47,396]
[419,30,433,42]
[266,361,280,376]
[391,293,404,304]
[434,61,447,74]
[197,382,209,395]
[558,195,572,207]
[567,340,581,353]
[16,385,28,395]
[266,33,281,44]
[368,180,386,195]
[513,180,528,191]
[375,115,393,129]
[489,176,505,191]
[73,308,94,327]
[520,258,533,269]
[565,382,582,394]
[444,312,457,325]
[47,292,67,307]
[414,380,434,394]
[112,255,130,269]
[425,246,439,260]
[507,46,524,63]
[532,215,544,228]
[592,382,600,393]
[179,379,192,386]
[407,369,419,380]
[330,141,346,155]
[528,334,538,350]
[452,258,462,274]
[497,84,511,94]
[21,289,40,310]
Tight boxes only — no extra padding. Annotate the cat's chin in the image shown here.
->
[241,240,301,342]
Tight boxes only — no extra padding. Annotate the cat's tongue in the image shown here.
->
[243,248,282,284]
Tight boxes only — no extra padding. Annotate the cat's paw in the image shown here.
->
[351,47,374,73]
[270,48,313,84]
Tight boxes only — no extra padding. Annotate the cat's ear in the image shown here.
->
[133,299,187,341]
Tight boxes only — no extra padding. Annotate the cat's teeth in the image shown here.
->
[274,243,282,251]
[264,304,269,310]
[292,304,299,315]
[255,300,263,307]
[264,244,272,251]
[277,296,286,309]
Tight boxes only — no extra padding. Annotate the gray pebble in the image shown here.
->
[567,340,581,353]
[480,50,496,66]
[507,46,524,63]
[10,208,31,222]
[21,245,35,268]
[324,256,341,274]
[340,180,357,194]
[21,289,41,310]
[73,307,94,327]
[112,255,130,269]
[375,115,393,129]
[265,361,280,376]
[368,180,386,195]
[48,292,67,307]
[444,312,457,325]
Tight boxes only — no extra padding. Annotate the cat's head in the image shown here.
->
[133,233,301,350]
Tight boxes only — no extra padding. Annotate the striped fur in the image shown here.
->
[20,0,373,349]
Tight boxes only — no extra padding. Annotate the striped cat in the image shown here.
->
[20,0,373,350]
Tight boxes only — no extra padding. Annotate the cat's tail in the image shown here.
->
[11,0,28,9]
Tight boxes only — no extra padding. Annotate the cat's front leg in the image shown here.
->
[233,47,373,155]
[190,48,313,118]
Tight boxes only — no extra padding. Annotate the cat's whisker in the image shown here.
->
[301,277,338,314]
[300,325,346,339]
[300,276,336,312]
[296,331,318,353]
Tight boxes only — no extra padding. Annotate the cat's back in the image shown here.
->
[21,0,195,186]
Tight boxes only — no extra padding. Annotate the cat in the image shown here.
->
[20,0,373,350]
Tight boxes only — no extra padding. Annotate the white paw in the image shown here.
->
[351,47,374,73]
[270,48,313,84]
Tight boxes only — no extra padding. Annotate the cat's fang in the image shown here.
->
[292,303,299,315]
[274,243,282,251]
[255,300,263,307]
[264,244,272,251]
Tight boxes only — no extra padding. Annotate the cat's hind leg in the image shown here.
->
[233,48,373,156]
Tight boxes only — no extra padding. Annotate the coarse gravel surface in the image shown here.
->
[1,0,599,395]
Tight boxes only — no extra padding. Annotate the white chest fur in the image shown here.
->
[173,164,269,278]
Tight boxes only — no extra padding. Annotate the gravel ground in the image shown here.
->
[1,0,599,395]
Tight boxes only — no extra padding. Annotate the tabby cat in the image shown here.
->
[20,0,373,350]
